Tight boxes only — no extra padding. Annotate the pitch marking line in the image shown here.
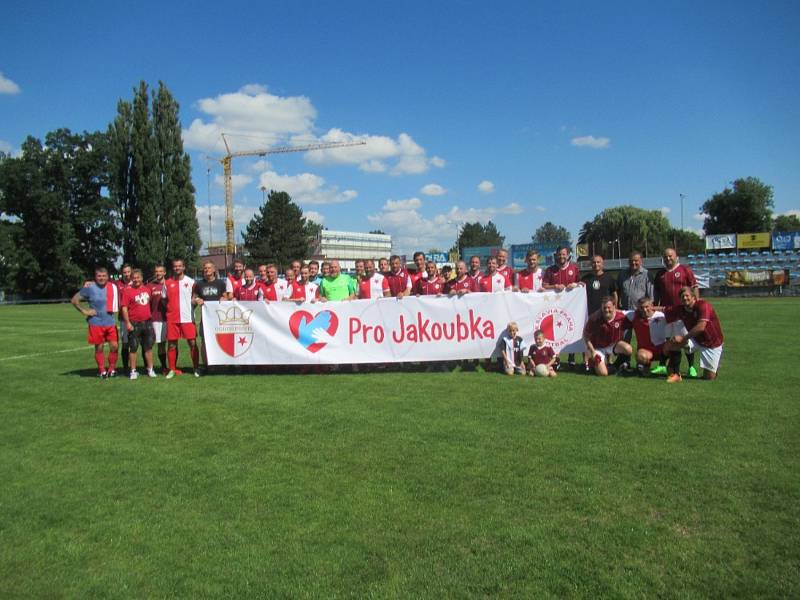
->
[0,346,86,362]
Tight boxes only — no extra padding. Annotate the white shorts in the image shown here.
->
[685,339,723,373]
[593,344,617,364]
[151,321,168,343]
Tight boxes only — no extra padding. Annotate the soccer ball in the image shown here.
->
[535,364,549,377]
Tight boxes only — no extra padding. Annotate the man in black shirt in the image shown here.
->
[581,255,619,372]
[192,261,230,370]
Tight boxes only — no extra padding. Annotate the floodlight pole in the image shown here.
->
[680,193,686,231]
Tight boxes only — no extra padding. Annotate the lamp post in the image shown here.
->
[679,193,686,231]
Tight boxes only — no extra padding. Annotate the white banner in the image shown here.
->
[705,233,736,250]
[201,291,588,365]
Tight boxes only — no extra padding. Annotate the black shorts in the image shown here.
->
[128,320,155,352]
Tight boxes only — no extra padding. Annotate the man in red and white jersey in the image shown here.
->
[121,268,157,379]
[496,249,514,284]
[289,260,304,283]
[385,255,412,298]
[358,259,390,299]
[285,265,320,302]
[654,247,699,376]
[235,269,265,301]
[225,259,246,297]
[663,287,724,382]
[410,252,428,287]
[624,296,667,375]
[414,261,445,295]
[148,264,168,372]
[479,257,511,292]
[583,296,633,376]
[163,258,199,379]
[354,259,366,284]
[446,261,478,295]
[378,257,390,276]
[544,246,584,369]
[467,255,483,288]
[261,264,289,301]
[515,249,544,292]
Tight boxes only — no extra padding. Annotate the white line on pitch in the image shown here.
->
[0,346,87,361]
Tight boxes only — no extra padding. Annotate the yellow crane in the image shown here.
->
[220,133,366,256]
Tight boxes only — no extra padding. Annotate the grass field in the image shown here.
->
[1,299,798,598]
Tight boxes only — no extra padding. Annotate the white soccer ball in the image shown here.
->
[535,364,549,377]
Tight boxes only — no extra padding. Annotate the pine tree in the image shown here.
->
[243,191,309,269]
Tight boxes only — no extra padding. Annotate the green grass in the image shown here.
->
[0,299,798,598]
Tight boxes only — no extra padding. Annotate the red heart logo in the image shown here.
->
[289,310,339,353]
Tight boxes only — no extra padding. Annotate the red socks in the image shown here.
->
[168,347,178,371]
[108,351,118,371]
[95,351,105,372]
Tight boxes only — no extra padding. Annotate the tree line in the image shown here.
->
[0,81,200,298]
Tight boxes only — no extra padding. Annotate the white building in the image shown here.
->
[312,230,393,270]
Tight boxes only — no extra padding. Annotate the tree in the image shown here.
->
[456,221,504,251]
[368,229,386,235]
[243,191,310,269]
[701,177,774,235]
[532,221,571,246]
[773,214,800,232]
[579,205,672,258]
[670,229,705,255]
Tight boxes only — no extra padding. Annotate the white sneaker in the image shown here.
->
[129,370,139,380]
[147,368,157,378]
[194,370,201,378]
[165,370,176,379]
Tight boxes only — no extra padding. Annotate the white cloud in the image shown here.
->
[182,84,444,176]
[383,198,422,211]
[571,135,611,149]
[534,205,547,212]
[0,73,20,95]
[477,180,495,194]
[304,210,326,225]
[501,202,524,215]
[214,173,253,193]
[659,206,671,215]
[250,159,272,172]
[420,183,446,196]
[430,156,446,168]
[258,170,357,205]
[0,139,15,155]
[693,212,707,222]
[782,209,800,218]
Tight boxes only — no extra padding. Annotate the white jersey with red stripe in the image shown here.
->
[359,273,389,299]
[164,275,195,324]
[480,272,510,293]
[262,279,289,301]
[285,280,320,301]
[516,268,544,292]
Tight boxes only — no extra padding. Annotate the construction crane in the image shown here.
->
[220,133,366,256]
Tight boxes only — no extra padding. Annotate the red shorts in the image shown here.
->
[167,322,196,341]
[88,325,118,345]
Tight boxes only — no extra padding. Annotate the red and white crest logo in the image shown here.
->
[214,306,254,358]
[534,307,576,351]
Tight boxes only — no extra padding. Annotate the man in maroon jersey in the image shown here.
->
[544,246,584,369]
[446,261,477,295]
[663,287,724,382]
[654,247,699,377]
[496,249,514,284]
[467,255,483,288]
[583,296,633,376]
[148,264,168,372]
[385,255,412,297]
[515,249,544,292]
[410,251,428,287]
[234,269,265,301]
[414,261,445,295]
[120,268,157,379]
[225,259,246,297]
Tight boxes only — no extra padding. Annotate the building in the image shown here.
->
[311,230,393,271]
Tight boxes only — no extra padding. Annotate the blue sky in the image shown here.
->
[2,0,798,255]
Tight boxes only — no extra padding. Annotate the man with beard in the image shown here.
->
[446,261,477,295]
[164,259,200,379]
[543,246,583,369]
[358,259,390,299]
[663,287,724,382]
[654,248,699,377]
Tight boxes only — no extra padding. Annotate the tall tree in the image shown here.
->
[532,221,571,246]
[0,137,83,296]
[153,81,200,267]
[670,229,705,255]
[243,191,310,269]
[701,177,774,235]
[456,221,505,250]
[578,205,672,258]
[773,213,800,232]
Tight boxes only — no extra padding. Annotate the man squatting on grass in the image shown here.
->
[76,252,723,383]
